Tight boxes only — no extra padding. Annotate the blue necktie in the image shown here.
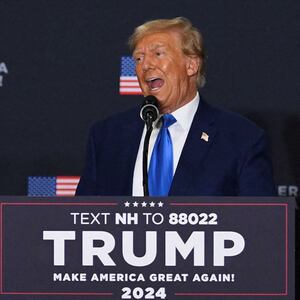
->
[148,114,177,196]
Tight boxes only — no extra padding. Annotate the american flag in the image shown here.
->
[119,56,142,95]
[28,176,80,197]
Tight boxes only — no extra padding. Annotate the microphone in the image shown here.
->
[140,95,159,196]
[140,95,159,130]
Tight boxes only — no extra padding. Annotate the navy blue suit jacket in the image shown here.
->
[76,99,276,196]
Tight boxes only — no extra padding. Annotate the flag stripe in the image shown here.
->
[57,179,80,184]
[120,87,142,92]
[121,76,139,80]
[120,82,140,87]
[56,184,78,189]
[56,190,76,196]
[120,91,143,95]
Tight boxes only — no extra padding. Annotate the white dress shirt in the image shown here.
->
[132,92,200,196]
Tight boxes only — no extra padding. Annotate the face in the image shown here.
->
[133,31,200,114]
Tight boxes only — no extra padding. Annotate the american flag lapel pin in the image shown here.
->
[201,132,209,142]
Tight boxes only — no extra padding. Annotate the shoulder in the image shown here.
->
[201,99,265,142]
[90,106,141,134]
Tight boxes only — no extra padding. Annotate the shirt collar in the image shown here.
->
[171,92,200,131]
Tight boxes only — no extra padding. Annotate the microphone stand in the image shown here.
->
[142,115,154,196]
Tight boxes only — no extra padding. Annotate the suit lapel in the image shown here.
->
[169,99,217,195]
[119,112,144,195]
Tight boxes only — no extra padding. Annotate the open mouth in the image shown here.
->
[146,77,164,91]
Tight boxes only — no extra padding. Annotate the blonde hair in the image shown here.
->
[128,17,206,87]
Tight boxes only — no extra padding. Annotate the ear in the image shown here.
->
[186,55,201,77]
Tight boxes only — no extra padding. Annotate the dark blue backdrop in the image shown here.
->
[0,0,299,196]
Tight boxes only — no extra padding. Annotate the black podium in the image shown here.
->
[0,196,296,300]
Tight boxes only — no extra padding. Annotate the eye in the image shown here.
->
[134,56,143,64]
[155,48,165,57]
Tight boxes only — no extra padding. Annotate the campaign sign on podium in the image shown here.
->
[0,196,295,300]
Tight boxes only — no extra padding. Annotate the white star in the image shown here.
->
[124,201,130,207]
[158,201,164,207]
[150,201,155,207]
[133,201,139,207]
[141,201,147,207]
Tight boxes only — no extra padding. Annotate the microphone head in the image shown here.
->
[140,95,159,124]
[143,95,158,106]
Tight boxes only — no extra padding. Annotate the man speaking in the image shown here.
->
[76,17,275,197]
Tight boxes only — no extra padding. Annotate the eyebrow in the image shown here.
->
[133,43,167,56]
